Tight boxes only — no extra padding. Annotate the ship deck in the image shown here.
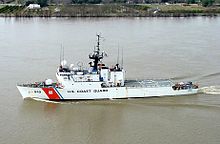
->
[125,79,174,88]
[17,82,57,88]
[18,79,175,89]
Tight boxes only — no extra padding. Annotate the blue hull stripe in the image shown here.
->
[54,88,64,99]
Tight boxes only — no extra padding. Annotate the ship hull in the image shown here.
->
[17,86,198,100]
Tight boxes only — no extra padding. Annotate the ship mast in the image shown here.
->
[89,34,104,71]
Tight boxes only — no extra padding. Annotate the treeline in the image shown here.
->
[25,0,48,7]
[15,0,220,7]
[187,0,216,7]
[1,4,220,17]
[59,0,220,6]
[72,0,102,4]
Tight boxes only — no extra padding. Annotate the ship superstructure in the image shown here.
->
[17,35,198,100]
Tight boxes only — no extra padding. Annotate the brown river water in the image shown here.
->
[0,17,220,144]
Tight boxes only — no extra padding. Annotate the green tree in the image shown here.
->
[87,0,101,4]
[202,0,214,6]
[187,0,195,4]
[72,0,87,4]
[37,0,48,7]
[25,0,35,6]
[72,0,101,4]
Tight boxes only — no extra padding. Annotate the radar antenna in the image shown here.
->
[59,44,64,66]
[121,47,124,69]
[89,34,106,71]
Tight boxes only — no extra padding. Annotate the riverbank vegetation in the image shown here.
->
[0,4,219,17]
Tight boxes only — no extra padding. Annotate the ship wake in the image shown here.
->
[199,86,220,95]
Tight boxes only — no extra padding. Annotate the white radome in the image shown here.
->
[61,60,67,67]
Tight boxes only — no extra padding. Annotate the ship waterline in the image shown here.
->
[17,84,198,100]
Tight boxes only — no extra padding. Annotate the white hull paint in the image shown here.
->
[17,85,198,100]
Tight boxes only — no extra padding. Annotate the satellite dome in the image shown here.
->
[61,60,67,67]
[45,79,53,85]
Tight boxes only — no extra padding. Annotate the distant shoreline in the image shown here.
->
[0,4,220,17]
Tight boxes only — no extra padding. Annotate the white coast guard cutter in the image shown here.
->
[17,35,198,100]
